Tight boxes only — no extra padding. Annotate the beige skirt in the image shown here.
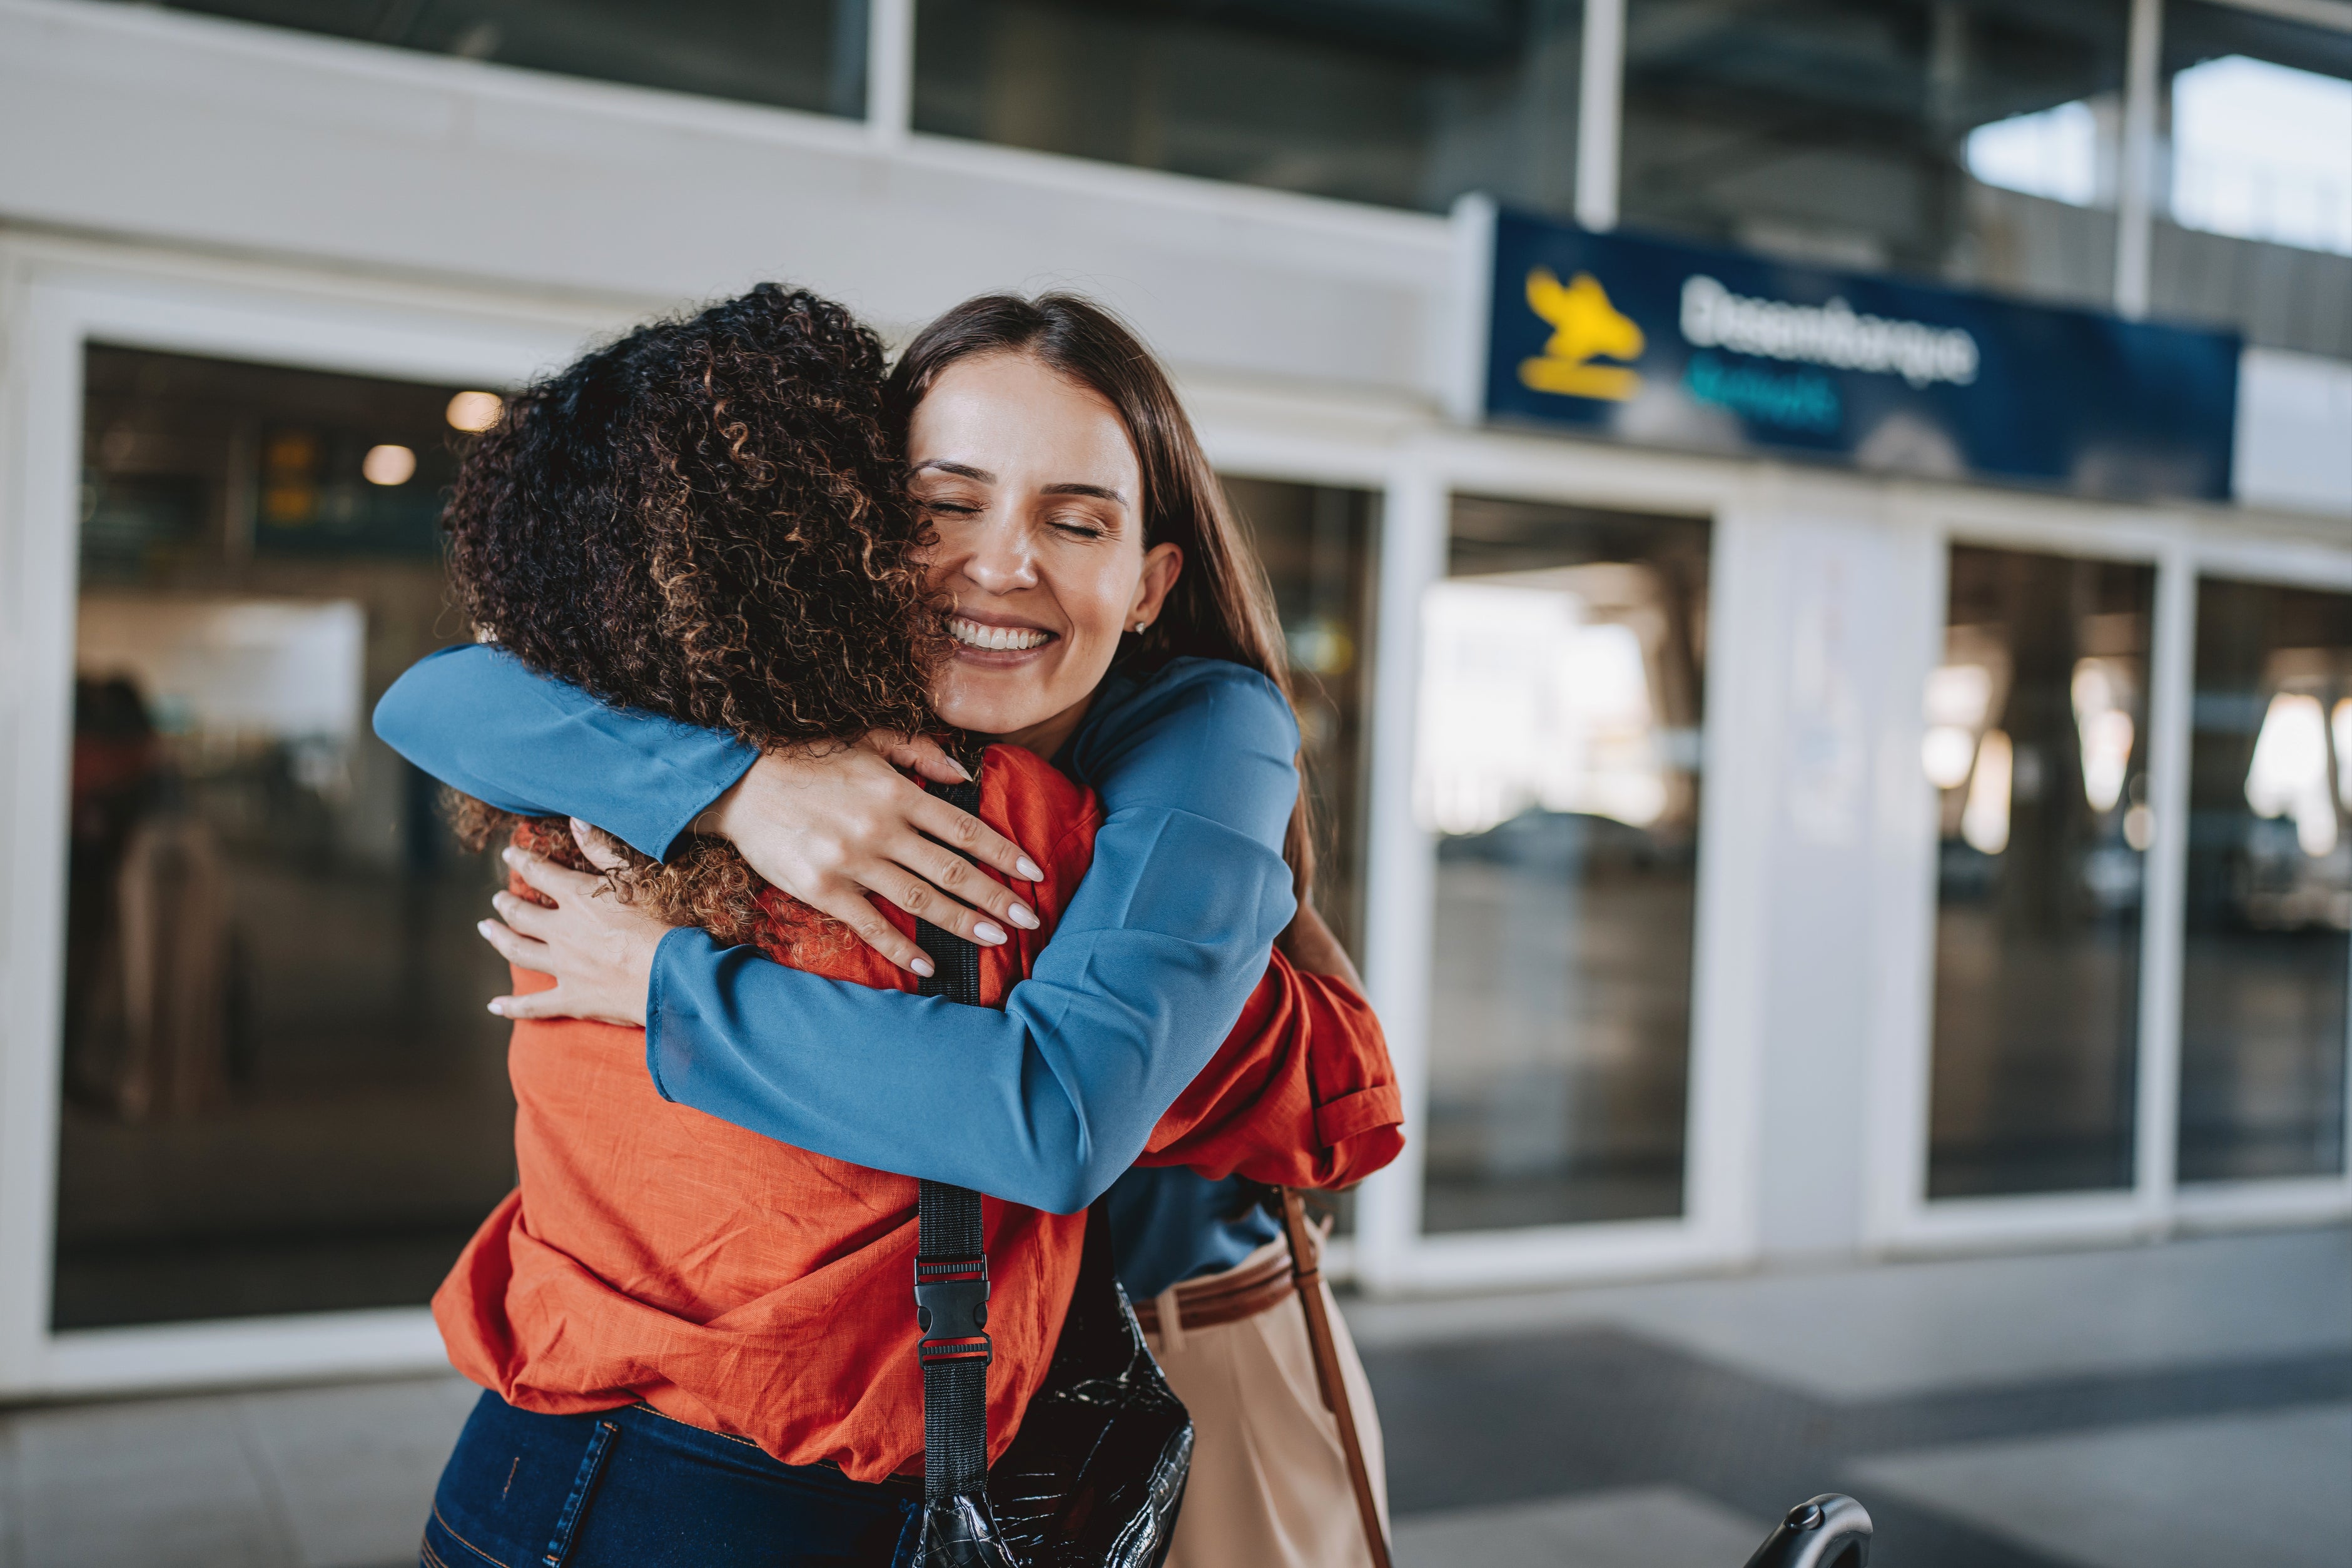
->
[1141,1237,1389,1568]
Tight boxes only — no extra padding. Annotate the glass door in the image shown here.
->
[1416,495,1710,1234]
[1925,545,2157,1200]
[56,344,519,1329]
[1909,539,2352,1239]
[2179,578,2352,1186]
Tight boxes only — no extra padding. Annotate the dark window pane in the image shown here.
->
[124,0,869,119]
[1421,497,1708,1232]
[1621,0,2131,308]
[1928,544,2153,1199]
[1223,476,1379,964]
[59,346,515,1329]
[2179,578,2352,1183]
[913,0,1586,214]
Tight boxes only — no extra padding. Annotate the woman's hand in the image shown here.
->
[696,730,1046,977]
[477,831,676,1026]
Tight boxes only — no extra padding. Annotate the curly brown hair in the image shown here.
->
[444,284,943,943]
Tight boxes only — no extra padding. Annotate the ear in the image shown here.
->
[1130,542,1182,632]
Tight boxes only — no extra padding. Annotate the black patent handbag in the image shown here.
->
[910,776,1193,1568]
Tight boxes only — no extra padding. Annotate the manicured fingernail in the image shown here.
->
[910,956,936,978]
[487,999,507,1016]
[949,758,972,781]
[975,922,1008,945]
[1016,858,1044,882]
[1006,903,1039,930]
[477,919,495,937]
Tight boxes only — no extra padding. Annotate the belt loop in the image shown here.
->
[1153,1283,1186,1353]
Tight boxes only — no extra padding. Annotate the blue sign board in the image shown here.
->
[1483,207,2240,502]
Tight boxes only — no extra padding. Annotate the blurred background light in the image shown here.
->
[1414,577,1668,839]
[1924,662,1992,731]
[1967,101,2104,209]
[444,390,503,432]
[2246,690,2337,855]
[2073,659,2136,813]
[1922,724,1978,790]
[360,443,415,486]
[1961,728,2012,855]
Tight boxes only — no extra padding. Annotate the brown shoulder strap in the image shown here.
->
[1279,1188,1392,1568]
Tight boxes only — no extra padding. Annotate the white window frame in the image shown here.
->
[1863,497,2352,1255]
[0,238,605,1397]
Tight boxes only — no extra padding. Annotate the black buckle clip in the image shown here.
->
[914,1253,991,1366]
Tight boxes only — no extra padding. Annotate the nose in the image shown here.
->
[956,511,1040,596]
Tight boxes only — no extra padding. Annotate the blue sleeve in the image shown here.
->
[649,660,1301,1212]
[371,645,758,861]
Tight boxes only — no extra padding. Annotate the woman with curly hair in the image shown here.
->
[390,285,1399,1565]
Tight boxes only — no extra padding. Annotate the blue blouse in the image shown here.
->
[372,646,1292,1295]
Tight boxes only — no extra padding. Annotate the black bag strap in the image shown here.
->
[913,777,991,1507]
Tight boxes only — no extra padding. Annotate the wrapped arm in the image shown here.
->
[373,652,1302,1212]
[1137,951,1404,1190]
[373,645,756,861]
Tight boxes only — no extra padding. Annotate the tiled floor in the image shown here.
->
[1356,1225,2352,1568]
[0,1377,480,1568]
[0,1226,2343,1567]
[1852,1404,2352,1568]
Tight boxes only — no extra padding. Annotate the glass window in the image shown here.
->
[1927,545,2154,1200]
[1621,0,2131,307]
[58,346,515,1329]
[1419,498,1708,1233]
[2150,1,2352,358]
[2165,2,2352,256]
[913,0,1587,214]
[1222,477,1380,963]
[2179,578,2352,1185]
[123,0,869,119]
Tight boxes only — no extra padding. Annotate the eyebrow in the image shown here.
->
[913,459,994,482]
[912,460,1127,507]
[1042,482,1127,504]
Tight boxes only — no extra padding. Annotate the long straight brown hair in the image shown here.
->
[886,293,1315,898]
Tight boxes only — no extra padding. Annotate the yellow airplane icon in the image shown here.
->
[1519,268,1645,401]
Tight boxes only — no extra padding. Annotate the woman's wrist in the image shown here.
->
[692,769,752,842]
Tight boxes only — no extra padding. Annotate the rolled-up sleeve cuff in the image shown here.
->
[1314,1085,1403,1148]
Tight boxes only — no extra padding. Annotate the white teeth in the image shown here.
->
[950,616,1050,652]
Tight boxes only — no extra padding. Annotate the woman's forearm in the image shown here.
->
[372,645,756,860]
[648,802,1297,1211]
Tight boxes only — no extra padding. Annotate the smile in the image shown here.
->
[950,616,1053,652]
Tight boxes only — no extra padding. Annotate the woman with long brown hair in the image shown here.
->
[382,292,1398,1565]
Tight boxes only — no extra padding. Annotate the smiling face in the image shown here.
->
[909,352,1182,759]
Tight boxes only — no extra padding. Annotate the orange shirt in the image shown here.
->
[433,743,1399,1482]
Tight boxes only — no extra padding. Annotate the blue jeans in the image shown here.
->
[421,1390,921,1567]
